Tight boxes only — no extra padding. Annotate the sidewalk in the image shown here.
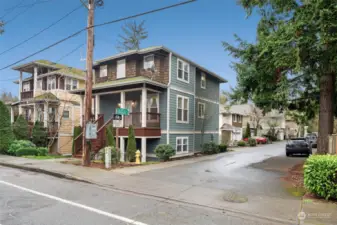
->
[0,154,335,225]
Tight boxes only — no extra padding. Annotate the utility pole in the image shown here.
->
[82,0,95,166]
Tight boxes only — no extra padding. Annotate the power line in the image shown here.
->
[0,4,83,56]
[0,0,196,71]
[0,0,25,19]
[4,2,37,25]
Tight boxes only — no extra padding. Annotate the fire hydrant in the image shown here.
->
[135,150,141,164]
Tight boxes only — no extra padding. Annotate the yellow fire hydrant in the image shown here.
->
[135,150,141,164]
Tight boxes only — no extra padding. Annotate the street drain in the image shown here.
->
[223,190,248,203]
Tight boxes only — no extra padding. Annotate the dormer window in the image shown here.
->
[100,65,107,77]
[144,55,154,70]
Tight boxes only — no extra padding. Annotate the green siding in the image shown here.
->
[195,100,219,132]
[159,90,167,130]
[194,133,219,152]
[195,70,220,101]
[170,55,195,93]
[147,136,166,154]
[169,89,195,131]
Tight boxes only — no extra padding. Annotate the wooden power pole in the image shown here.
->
[82,0,95,166]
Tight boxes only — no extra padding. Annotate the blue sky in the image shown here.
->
[0,0,259,96]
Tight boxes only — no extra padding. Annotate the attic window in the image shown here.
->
[144,55,154,70]
[100,65,107,77]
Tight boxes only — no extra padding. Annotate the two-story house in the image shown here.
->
[72,46,226,161]
[219,105,244,144]
[10,60,85,154]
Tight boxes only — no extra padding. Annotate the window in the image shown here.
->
[232,114,237,122]
[176,137,188,153]
[177,95,189,123]
[47,76,56,90]
[144,55,154,69]
[72,79,78,90]
[65,77,72,90]
[237,115,242,123]
[23,82,30,92]
[201,72,206,89]
[177,59,189,83]
[62,110,70,119]
[37,79,42,90]
[117,59,126,79]
[198,102,205,118]
[100,65,107,77]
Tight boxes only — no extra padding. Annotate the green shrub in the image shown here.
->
[248,138,257,147]
[105,123,115,147]
[243,123,251,139]
[126,125,137,162]
[0,101,14,153]
[238,140,246,147]
[37,147,48,156]
[219,144,227,152]
[32,121,47,147]
[15,147,39,156]
[8,140,35,156]
[13,115,29,140]
[304,155,337,200]
[202,142,220,155]
[154,144,175,161]
[72,126,82,155]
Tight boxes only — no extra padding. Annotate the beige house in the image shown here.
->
[219,105,244,144]
[10,60,85,155]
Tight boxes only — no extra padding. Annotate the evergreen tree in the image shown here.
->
[245,122,251,138]
[13,115,29,140]
[126,125,137,162]
[105,123,115,147]
[32,121,47,147]
[0,101,14,153]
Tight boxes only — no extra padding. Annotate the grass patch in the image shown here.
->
[23,155,70,160]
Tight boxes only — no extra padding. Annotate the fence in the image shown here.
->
[328,134,337,154]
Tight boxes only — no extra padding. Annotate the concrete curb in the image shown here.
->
[0,161,296,225]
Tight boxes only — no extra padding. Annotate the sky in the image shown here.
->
[0,0,260,97]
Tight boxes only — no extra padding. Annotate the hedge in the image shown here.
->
[304,155,337,200]
[219,144,227,152]
[238,140,246,147]
[0,101,14,153]
[154,144,175,161]
[8,140,36,156]
[248,138,257,147]
[202,142,220,155]
[15,147,39,156]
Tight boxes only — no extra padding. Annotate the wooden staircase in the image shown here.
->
[73,114,107,158]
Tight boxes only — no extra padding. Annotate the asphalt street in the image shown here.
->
[0,142,305,225]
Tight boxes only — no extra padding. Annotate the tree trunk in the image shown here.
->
[317,72,335,154]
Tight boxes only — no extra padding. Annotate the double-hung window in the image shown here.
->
[23,82,30,92]
[201,72,206,89]
[144,55,154,69]
[47,76,56,90]
[177,59,189,83]
[100,65,107,77]
[232,114,237,122]
[36,79,42,90]
[72,79,78,90]
[176,137,188,154]
[65,77,72,90]
[177,95,189,123]
[198,102,205,118]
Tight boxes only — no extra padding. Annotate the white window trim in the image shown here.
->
[176,95,189,124]
[177,59,190,83]
[143,54,154,70]
[47,76,56,90]
[117,59,126,79]
[62,110,70,120]
[22,82,30,92]
[100,65,108,77]
[233,114,237,122]
[198,102,206,119]
[201,72,206,89]
[176,137,189,154]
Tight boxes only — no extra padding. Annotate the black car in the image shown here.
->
[286,138,312,156]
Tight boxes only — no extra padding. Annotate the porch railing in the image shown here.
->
[21,91,33,100]
[124,112,160,128]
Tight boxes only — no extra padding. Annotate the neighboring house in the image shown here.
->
[72,46,226,161]
[219,105,244,144]
[10,60,85,154]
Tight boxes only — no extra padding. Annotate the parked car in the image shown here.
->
[306,133,317,148]
[243,137,267,144]
[286,137,312,156]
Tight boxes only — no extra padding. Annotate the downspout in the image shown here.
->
[167,52,172,144]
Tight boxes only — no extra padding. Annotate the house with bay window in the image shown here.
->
[10,60,85,154]
[72,46,226,161]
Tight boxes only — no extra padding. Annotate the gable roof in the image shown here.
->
[94,46,227,83]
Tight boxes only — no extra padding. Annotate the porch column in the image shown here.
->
[141,137,146,162]
[33,104,38,122]
[10,107,14,123]
[95,95,100,119]
[19,71,22,101]
[33,67,38,96]
[141,87,147,127]
[80,95,84,127]
[120,91,125,127]
[44,102,48,127]
[120,137,125,162]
